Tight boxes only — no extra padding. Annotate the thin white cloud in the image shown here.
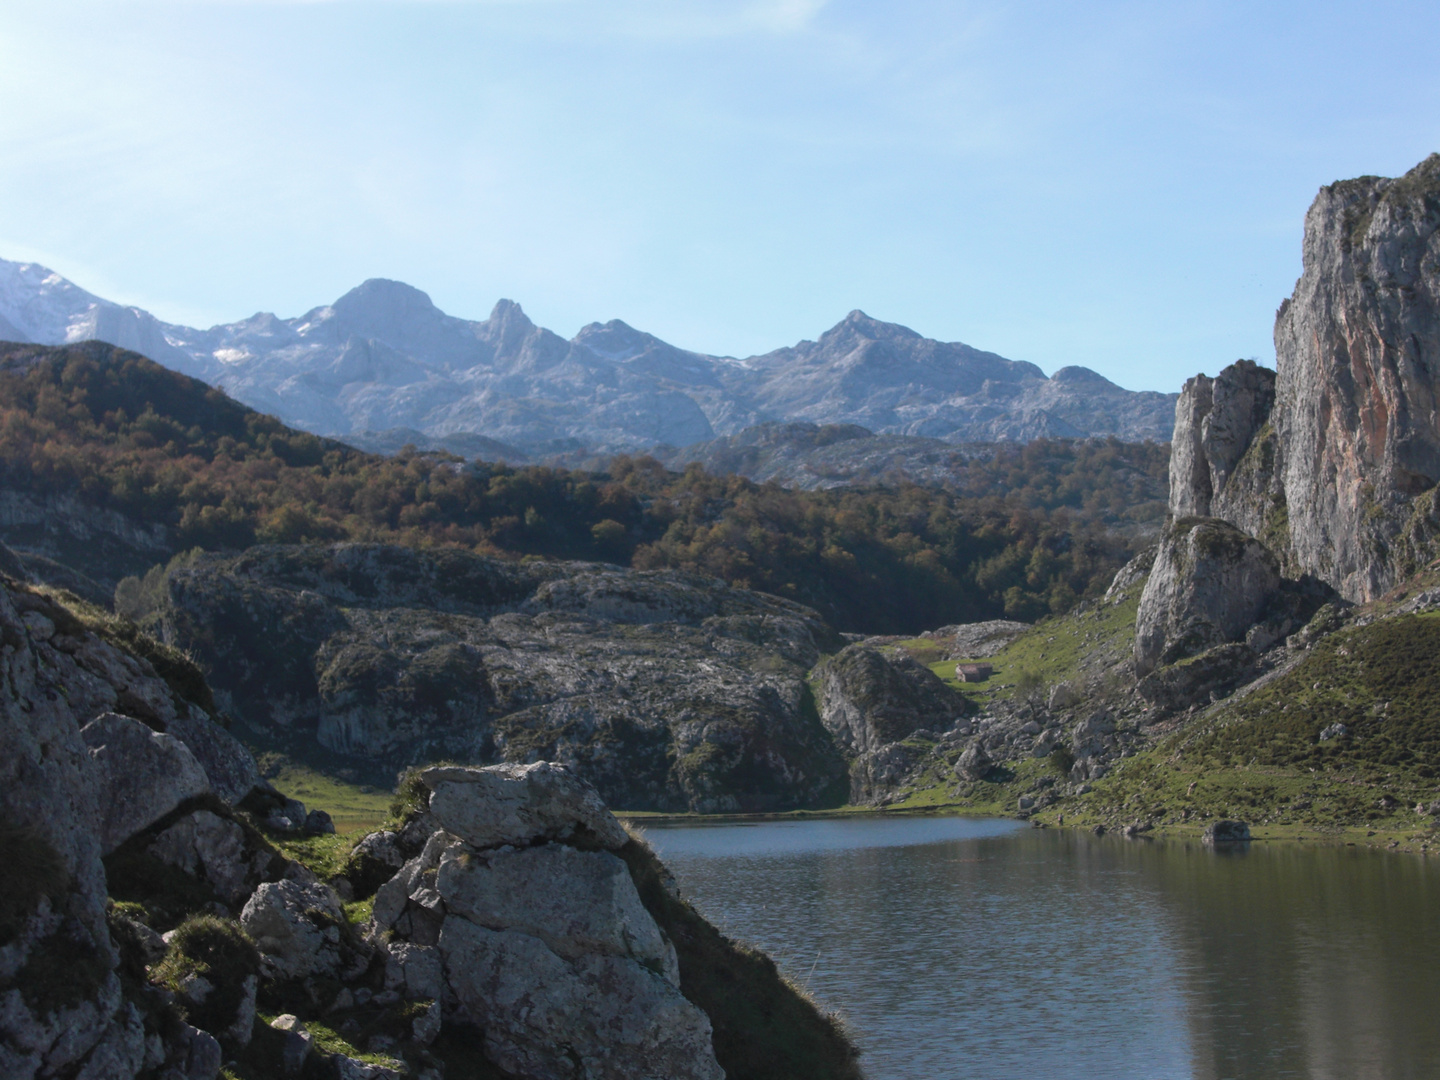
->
[742,0,829,33]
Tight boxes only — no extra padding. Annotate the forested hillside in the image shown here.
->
[0,341,1166,632]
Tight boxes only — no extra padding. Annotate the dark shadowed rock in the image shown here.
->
[1135,643,1257,711]
[1203,820,1252,844]
[817,645,968,756]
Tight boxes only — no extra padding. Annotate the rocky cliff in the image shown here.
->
[143,543,848,813]
[1167,154,1440,603]
[0,571,268,1078]
[0,570,861,1079]
[815,645,973,803]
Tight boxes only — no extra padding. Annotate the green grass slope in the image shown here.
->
[1053,610,1440,852]
[870,593,1141,813]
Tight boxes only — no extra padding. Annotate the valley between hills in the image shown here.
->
[3,152,1440,1080]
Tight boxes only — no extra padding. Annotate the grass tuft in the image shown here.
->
[151,915,262,1043]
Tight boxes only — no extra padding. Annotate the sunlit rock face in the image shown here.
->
[373,762,725,1080]
[1163,154,1440,604]
[1272,153,1440,601]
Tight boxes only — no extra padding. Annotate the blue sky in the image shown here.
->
[1,1,1436,392]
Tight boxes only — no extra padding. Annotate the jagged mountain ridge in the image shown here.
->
[0,259,1177,453]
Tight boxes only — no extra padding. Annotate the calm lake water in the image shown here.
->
[643,817,1440,1080]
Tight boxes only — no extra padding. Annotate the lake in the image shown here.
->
[643,817,1440,1080]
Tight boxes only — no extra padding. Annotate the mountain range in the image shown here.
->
[0,258,1178,456]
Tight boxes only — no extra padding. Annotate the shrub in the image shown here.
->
[151,915,261,1039]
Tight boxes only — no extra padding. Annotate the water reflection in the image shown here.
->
[644,822,1440,1080]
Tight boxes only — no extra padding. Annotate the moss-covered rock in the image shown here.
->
[151,915,261,1047]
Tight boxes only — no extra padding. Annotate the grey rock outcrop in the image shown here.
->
[1103,545,1156,603]
[1168,155,1440,603]
[239,880,349,980]
[1273,154,1440,600]
[817,645,968,756]
[1133,517,1281,676]
[0,573,297,1080]
[441,921,721,1080]
[369,762,725,1080]
[816,643,970,802]
[146,809,283,908]
[423,762,630,851]
[0,584,135,1078]
[438,843,680,984]
[926,619,1031,659]
[149,543,846,813]
[954,741,992,781]
[161,713,259,806]
[1168,362,1277,525]
[81,713,210,854]
[1203,820,1252,844]
[1135,643,1258,712]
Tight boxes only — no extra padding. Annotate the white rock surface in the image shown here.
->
[437,843,679,983]
[422,762,630,851]
[239,880,345,979]
[439,920,723,1080]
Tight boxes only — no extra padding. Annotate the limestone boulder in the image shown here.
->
[436,843,678,983]
[239,880,346,979]
[421,762,630,851]
[81,713,210,854]
[954,741,991,781]
[439,920,723,1080]
[1134,517,1282,676]
[161,712,260,806]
